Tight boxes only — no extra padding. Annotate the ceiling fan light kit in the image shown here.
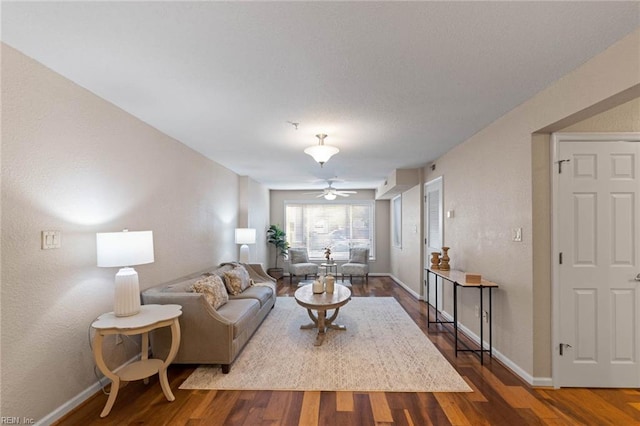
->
[304,133,339,167]
[304,180,358,201]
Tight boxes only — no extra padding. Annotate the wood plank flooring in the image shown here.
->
[56,276,640,425]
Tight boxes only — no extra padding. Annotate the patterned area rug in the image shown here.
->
[180,297,471,392]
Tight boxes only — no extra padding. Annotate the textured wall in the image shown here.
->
[422,29,640,378]
[0,45,256,420]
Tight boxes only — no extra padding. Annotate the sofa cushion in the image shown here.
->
[217,299,260,338]
[229,285,273,307]
[223,266,251,295]
[164,277,201,293]
[191,275,228,309]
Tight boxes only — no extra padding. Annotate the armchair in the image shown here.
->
[288,248,318,285]
[341,247,370,284]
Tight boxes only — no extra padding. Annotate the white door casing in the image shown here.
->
[552,133,640,388]
[425,176,443,308]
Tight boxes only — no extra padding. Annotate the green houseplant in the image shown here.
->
[266,224,289,279]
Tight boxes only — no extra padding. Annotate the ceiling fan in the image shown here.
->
[304,181,357,200]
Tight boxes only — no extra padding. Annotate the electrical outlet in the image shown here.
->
[483,311,489,323]
[115,334,123,345]
[475,305,480,318]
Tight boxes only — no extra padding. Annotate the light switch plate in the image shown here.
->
[42,230,61,249]
[512,227,522,242]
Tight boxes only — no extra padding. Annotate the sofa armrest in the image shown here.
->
[141,290,237,362]
[243,263,276,284]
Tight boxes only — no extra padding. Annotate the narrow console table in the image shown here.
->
[425,268,498,365]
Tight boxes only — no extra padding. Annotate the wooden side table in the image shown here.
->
[91,304,182,417]
[294,284,351,346]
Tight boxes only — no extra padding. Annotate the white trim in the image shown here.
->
[392,194,402,248]
[389,275,423,300]
[550,132,640,389]
[37,354,140,426]
[424,176,443,306]
[436,311,550,386]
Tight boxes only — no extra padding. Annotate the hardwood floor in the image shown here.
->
[57,276,640,425]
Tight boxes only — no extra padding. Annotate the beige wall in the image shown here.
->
[239,176,271,264]
[0,45,269,421]
[421,29,639,381]
[390,184,423,296]
[269,190,390,274]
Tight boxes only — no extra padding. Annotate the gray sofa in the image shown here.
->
[141,263,276,373]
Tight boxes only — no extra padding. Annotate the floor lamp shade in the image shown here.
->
[96,230,154,317]
[235,228,256,263]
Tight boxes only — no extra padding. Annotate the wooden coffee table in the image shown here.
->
[294,283,352,346]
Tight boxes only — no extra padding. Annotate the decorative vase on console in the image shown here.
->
[440,247,450,271]
[430,252,441,270]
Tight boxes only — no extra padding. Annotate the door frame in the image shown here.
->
[424,176,443,304]
[551,132,640,388]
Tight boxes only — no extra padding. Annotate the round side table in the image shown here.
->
[91,304,182,417]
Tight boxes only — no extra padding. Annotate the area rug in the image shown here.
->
[180,297,471,392]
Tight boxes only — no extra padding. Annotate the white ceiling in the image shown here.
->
[2,2,638,190]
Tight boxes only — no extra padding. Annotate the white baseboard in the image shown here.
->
[37,354,140,426]
[389,275,424,300]
[436,310,550,387]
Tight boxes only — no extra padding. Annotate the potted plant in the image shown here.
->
[266,224,289,279]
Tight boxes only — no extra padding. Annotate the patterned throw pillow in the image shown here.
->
[191,275,228,309]
[223,266,251,295]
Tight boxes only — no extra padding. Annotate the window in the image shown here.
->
[392,195,402,248]
[285,200,375,261]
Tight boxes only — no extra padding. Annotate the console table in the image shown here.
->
[91,304,182,417]
[425,268,498,364]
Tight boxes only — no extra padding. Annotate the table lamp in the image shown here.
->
[96,230,154,317]
[235,228,256,263]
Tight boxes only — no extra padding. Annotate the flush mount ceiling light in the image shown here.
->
[304,134,339,167]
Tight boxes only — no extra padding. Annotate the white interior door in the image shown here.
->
[553,134,640,388]
[425,177,443,308]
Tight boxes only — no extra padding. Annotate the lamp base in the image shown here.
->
[239,244,249,263]
[114,267,141,317]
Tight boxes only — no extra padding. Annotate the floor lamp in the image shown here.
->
[96,230,155,317]
[235,228,256,263]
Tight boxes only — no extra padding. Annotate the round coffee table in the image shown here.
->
[294,283,352,346]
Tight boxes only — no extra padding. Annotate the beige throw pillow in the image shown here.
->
[223,266,251,295]
[191,275,228,309]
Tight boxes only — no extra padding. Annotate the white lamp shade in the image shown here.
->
[235,228,256,245]
[96,230,154,317]
[304,145,339,164]
[96,230,154,267]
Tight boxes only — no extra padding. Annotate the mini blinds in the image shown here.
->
[285,201,375,261]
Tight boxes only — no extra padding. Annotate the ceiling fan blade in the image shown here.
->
[335,192,350,197]
[337,190,357,194]
[316,193,325,198]
[303,192,320,195]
